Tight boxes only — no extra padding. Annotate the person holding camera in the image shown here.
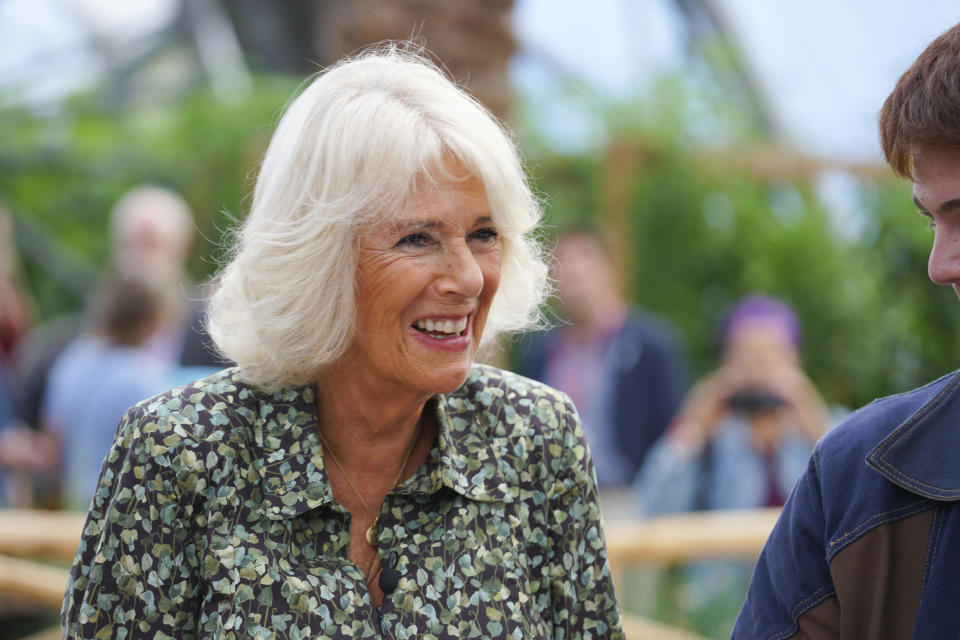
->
[634,295,831,516]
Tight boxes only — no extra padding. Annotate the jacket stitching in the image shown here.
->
[863,371,960,499]
[871,373,960,460]
[761,585,836,640]
[868,461,960,497]
[827,500,930,555]
[789,584,835,620]
[929,506,943,568]
[918,506,944,608]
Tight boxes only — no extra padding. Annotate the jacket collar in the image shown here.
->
[256,370,512,520]
[867,370,960,501]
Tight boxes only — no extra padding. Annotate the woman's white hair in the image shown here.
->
[207,45,549,390]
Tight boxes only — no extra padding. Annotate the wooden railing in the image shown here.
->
[0,508,779,639]
[0,509,85,615]
[606,508,780,639]
[605,508,780,566]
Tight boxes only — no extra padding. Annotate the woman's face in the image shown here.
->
[345,173,502,399]
[723,319,798,379]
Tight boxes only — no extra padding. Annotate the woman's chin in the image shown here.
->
[406,362,473,396]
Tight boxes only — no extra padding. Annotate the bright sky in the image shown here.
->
[512,0,960,161]
[0,0,177,105]
[3,0,960,162]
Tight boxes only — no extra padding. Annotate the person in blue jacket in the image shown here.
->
[735,21,960,639]
[518,226,687,492]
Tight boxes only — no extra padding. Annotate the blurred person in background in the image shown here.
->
[632,294,830,637]
[15,185,223,434]
[62,47,623,638]
[0,207,33,360]
[635,295,829,516]
[736,21,960,638]
[518,226,687,512]
[109,185,223,380]
[40,275,168,510]
[0,207,38,506]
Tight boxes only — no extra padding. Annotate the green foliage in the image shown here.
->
[0,75,299,318]
[510,52,960,411]
[3,67,955,411]
[523,138,954,410]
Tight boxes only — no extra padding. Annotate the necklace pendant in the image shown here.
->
[365,516,380,547]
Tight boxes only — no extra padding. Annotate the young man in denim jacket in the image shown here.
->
[734,22,960,639]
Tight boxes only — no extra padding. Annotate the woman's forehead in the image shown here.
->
[398,177,489,219]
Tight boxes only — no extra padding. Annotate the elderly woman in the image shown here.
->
[61,48,623,639]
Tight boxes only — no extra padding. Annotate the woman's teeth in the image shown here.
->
[414,317,468,335]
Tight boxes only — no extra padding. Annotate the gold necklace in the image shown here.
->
[317,418,423,548]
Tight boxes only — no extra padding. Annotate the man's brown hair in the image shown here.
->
[880,23,960,178]
[93,276,160,347]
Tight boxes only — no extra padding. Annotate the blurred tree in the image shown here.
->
[223,0,516,119]
[671,0,777,136]
[319,0,515,118]
[0,76,299,319]
[2,0,952,418]
[220,0,323,74]
[521,135,947,412]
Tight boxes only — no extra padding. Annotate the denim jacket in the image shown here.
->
[734,369,960,639]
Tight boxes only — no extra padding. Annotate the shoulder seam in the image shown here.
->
[761,586,837,640]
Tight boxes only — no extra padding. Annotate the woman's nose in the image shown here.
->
[438,244,484,297]
[928,221,960,285]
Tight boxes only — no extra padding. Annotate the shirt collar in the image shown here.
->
[257,368,512,521]
[255,384,335,519]
[867,370,960,501]
[399,387,513,503]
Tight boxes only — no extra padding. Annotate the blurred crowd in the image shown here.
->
[0,190,838,634]
[0,183,842,640]
[515,226,837,517]
[0,194,839,516]
[513,225,841,635]
[0,186,223,511]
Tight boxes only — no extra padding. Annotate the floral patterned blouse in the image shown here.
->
[62,364,625,639]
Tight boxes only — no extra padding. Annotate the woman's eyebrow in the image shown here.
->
[389,215,494,233]
[390,219,445,233]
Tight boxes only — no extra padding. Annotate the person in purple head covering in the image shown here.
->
[631,294,833,635]
[635,294,831,516]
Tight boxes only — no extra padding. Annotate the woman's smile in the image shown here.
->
[409,313,474,353]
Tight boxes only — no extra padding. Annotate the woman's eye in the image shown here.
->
[469,227,499,245]
[397,232,432,248]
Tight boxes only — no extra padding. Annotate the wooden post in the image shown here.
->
[605,508,780,566]
[0,554,70,610]
[0,509,86,560]
[601,143,643,300]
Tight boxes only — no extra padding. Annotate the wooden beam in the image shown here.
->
[601,143,645,298]
[0,554,68,610]
[0,506,780,639]
[696,145,889,181]
[622,613,711,640]
[0,509,85,560]
[605,508,780,565]
[17,626,62,640]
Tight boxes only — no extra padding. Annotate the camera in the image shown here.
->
[725,389,785,415]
